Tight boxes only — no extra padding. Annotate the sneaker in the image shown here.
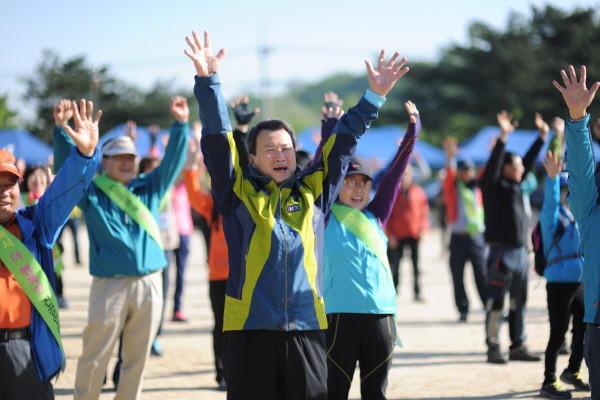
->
[560,369,591,391]
[172,311,189,322]
[540,380,572,399]
[509,345,541,361]
[487,346,507,364]
[150,339,163,357]
[458,311,468,322]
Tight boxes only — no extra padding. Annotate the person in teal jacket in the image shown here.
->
[323,101,420,400]
[538,147,588,399]
[0,99,99,400]
[554,65,600,400]
[53,97,189,400]
[185,30,409,399]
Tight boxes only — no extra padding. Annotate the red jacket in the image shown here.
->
[385,184,429,239]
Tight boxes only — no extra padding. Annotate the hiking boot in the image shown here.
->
[560,369,591,391]
[509,345,541,361]
[487,346,507,364]
[540,380,572,399]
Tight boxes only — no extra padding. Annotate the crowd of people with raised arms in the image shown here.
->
[3,29,600,400]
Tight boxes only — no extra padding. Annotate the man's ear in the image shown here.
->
[248,154,255,167]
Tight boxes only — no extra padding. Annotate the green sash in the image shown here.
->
[456,180,484,235]
[94,174,163,250]
[330,203,390,270]
[0,224,65,367]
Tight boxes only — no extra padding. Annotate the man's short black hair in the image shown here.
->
[246,119,296,155]
[502,151,519,166]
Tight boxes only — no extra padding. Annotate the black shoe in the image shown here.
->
[540,380,572,399]
[458,311,468,322]
[487,346,507,364]
[218,379,227,391]
[560,369,591,391]
[509,345,541,361]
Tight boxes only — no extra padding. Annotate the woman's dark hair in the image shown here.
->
[246,119,296,155]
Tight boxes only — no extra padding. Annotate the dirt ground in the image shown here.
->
[52,225,591,400]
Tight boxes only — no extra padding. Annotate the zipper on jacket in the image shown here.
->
[276,186,289,329]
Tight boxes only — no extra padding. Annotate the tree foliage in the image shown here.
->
[0,95,17,130]
[22,50,190,142]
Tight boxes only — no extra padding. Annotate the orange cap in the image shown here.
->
[0,150,23,180]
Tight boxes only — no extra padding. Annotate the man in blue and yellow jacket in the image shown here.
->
[185,30,410,399]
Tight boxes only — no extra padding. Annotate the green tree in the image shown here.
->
[22,50,188,142]
[0,95,17,130]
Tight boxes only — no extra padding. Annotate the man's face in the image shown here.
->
[457,167,475,183]
[249,129,297,183]
[102,154,137,184]
[338,174,372,210]
[0,172,20,223]
[501,156,524,182]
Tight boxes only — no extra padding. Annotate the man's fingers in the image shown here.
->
[365,60,375,77]
[552,80,565,93]
[72,101,82,126]
[192,31,203,50]
[93,110,103,124]
[377,50,385,68]
[580,65,587,85]
[386,52,400,68]
[204,31,211,50]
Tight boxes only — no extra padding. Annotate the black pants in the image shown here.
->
[448,233,488,313]
[544,282,585,384]
[209,279,227,384]
[224,330,327,400]
[0,336,54,400]
[327,314,396,400]
[387,237,420,297]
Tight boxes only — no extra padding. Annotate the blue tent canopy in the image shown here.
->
[297,125,446,169]
[457,126,600,166]
[0,129,52,165]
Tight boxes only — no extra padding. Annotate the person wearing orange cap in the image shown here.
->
[0,99,100,399]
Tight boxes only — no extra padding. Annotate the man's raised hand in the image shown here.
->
[54,99,74,127]
[553,65,600,120]
[365,50,409,97]
[170,96,189,123]
[184,31,226,78]
[63,100,101,157]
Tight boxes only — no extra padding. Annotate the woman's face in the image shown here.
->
[27,168,48,194]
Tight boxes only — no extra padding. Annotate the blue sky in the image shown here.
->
[1,0,597,122]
